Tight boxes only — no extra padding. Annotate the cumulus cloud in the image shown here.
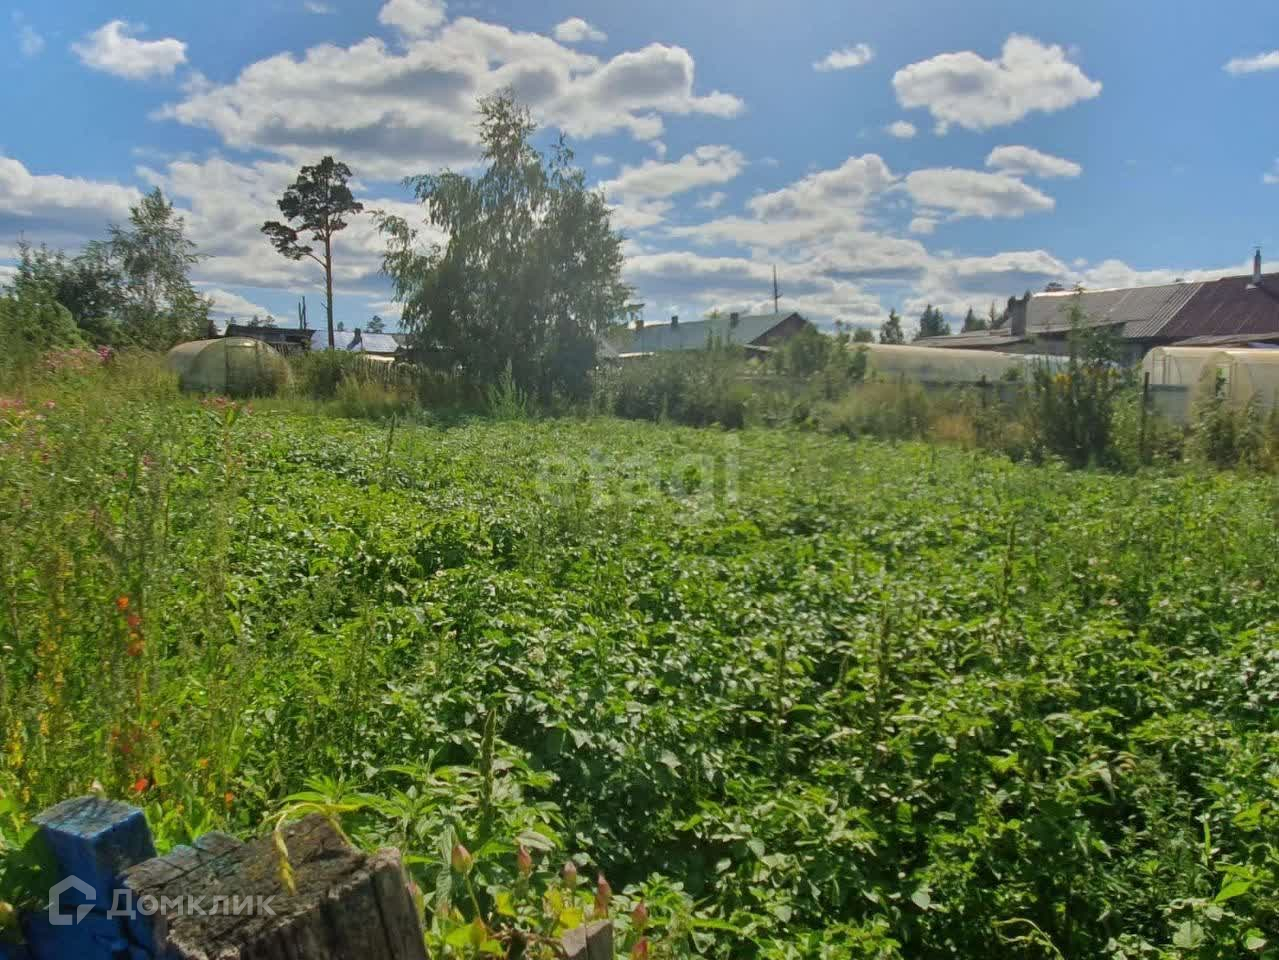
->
[749,154,897,221]
[201,287,277,319]
[813,43,874,72]
[592,154,614,166]
[986,144,1081,179]
[378,0,447,37]
[886,120,917,139]
[602,145,745,201]
[72,20,188,79]
[553,18,607,44]
[905,168,1054,219]
[696,191,727,210]
[893,34,1101,133]
[0,155,141,243]
[161,23,742,179]
[1224,50,1279,75]
[909,216,937,235]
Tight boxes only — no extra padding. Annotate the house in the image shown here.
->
[219,323,314,353]
[310,328,358,351]
[607,311,812,359]
[349,331,401,358]
[915,250,1279,365]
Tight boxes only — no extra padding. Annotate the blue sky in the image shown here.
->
[3,0,1279,333]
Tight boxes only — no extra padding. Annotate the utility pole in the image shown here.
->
[772,265,781,315]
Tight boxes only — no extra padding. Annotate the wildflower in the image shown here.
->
[562,860,578,891]
[631,901,648,932]
[516,844,533,878]
[451,843,473,875]
[198,757,210,769]
[116,596,130,611]
[127,613,142,630]
[127,637,144,657]
[631,938,649,959]
[132,777,150,794]
[594,873,612,916]
[224,791,235,809]
[43,400,55,410]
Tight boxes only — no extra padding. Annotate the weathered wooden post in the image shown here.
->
[1139,371,1151,464]
[3,798,426,960]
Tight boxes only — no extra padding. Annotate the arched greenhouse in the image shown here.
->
[165,338,291,396]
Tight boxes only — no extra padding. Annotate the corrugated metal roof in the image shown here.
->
[1026,282,1204,339]
[915,331,1028,349]
[1157,272,1279,339]
[311,329,357,350]
[608,313,796,353]
[352,333,400,354]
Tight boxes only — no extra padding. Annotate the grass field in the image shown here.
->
[2,382,1278,957]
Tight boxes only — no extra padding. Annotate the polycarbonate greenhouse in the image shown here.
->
[165,338,291,396]
[858,344,1052,385]
[1194,349,1279,411]
[1141,346,1223,388]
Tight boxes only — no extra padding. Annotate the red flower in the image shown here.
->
[631,938,649,959]
[631,901,649,932]
[224,791,235,809]
[132,777,150,794]
[127,614,142,630]
[116,596,130,611]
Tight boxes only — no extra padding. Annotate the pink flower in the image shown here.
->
[594,873,612,916]
[516,845,533,878]
[562,860,578,891]
[631,901,648,932]
[450,843,473,874]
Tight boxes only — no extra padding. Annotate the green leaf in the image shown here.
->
[1173,921,1204,949]
[911,888,932,910]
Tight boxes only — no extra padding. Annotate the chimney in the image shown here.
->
[1252,247,1263,286]
[670,314,679,328]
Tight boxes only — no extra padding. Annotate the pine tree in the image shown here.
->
[962,307,987,332]
[879,309,905,344]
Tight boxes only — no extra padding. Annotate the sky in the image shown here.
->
[3,0,1279,334]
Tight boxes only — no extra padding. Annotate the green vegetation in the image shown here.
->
[2,360,1278,958]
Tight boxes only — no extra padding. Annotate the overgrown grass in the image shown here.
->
[3,364,1278,957]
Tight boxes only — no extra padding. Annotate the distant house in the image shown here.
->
[310,328,358,351]
[915,251,1279,364]
[349,331,400,358]
[220,323,314,354]
[608,311,812,359]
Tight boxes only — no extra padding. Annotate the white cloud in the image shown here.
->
[1264,161,1279,185]
[553,18,607,44]
[304,1,336,13]
[814,43,874,72]
[162,24,742,180]
[0,155,141,245]
[378,0,447,37]
[886,120,917,139]
[985,144,1081,179]
[909,216,937,234]
[201,287,276,320]
[13,13,44,57]
[696,191,727,210]
[748,154,896,220]
[602,145,745,201]
[592,154,614,166]
[72,20,188,80]
[1224,50,1279,75]
[904,168,1054,219]
[893,34,1101,133]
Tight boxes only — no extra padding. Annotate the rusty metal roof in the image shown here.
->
[1156,272,1279,339]
[1025,282,1204,338]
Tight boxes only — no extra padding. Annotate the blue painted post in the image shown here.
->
[19,797,157,960]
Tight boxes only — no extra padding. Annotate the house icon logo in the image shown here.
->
[48,876,96,926]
